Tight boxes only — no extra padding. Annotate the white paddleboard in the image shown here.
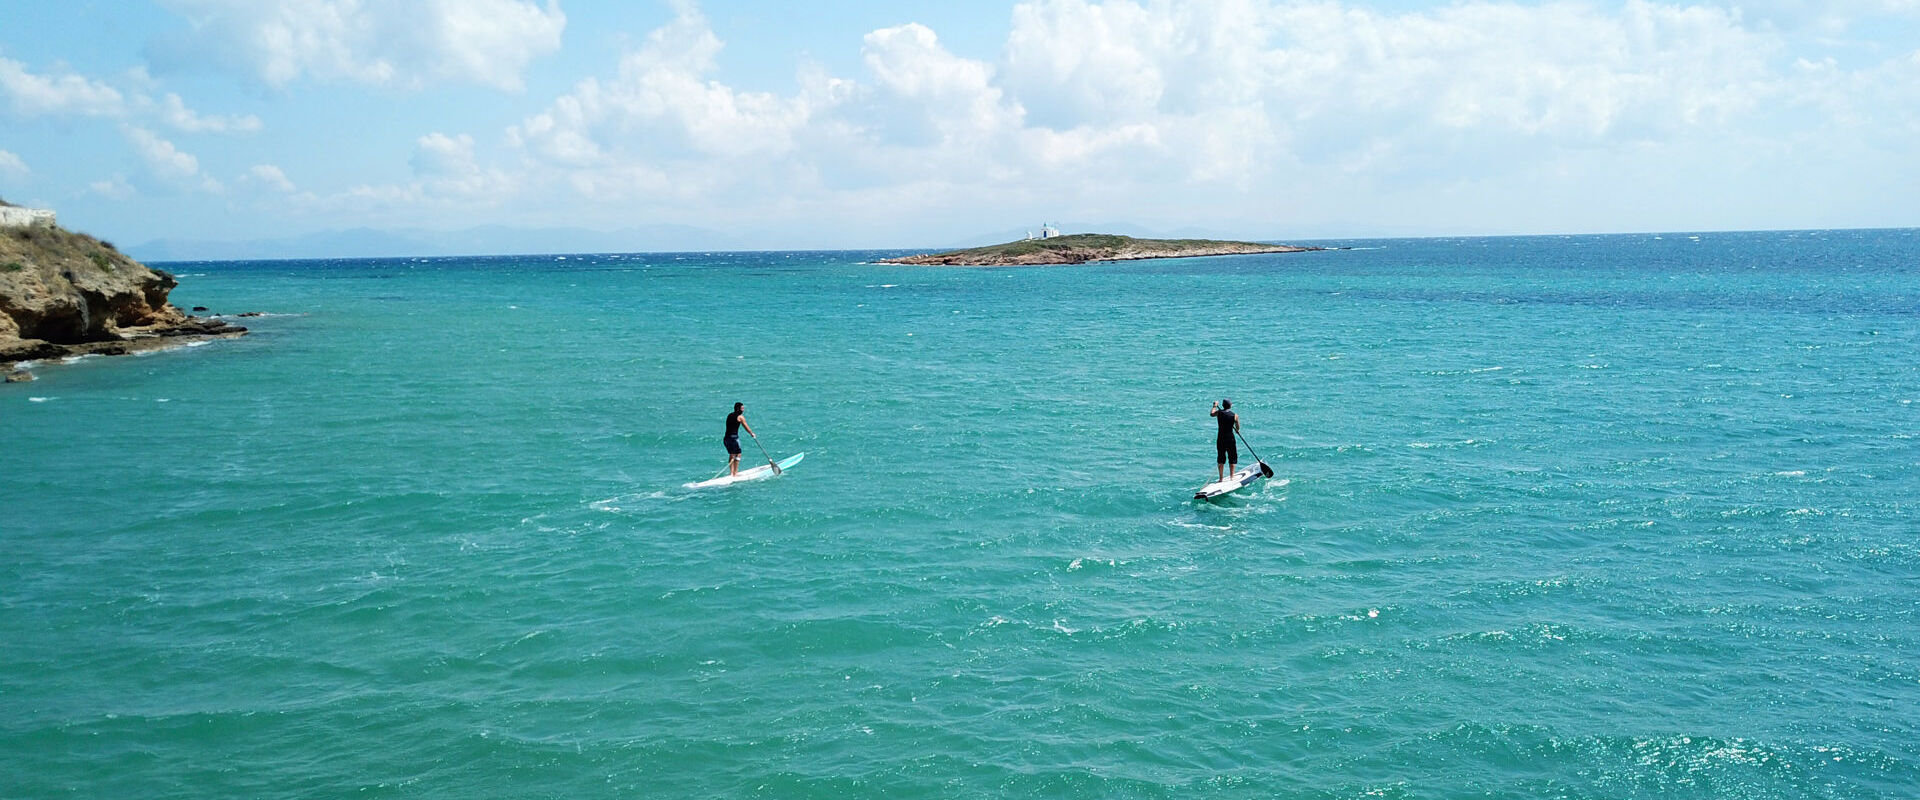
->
[685,453,805,489]
[1194,463,1282,500]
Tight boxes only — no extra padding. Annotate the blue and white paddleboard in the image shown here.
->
[686,453,805,489]
[1193,463,1282,500]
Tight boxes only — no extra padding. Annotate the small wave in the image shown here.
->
[28,397,53,403]
[588,490,674,512]
[1408,439,1485,450]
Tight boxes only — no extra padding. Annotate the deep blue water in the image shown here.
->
[4,230,1917,798]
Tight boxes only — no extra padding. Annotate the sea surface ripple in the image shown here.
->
[3,231,1917,798]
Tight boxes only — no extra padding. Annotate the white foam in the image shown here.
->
[28,397,51,403]
[589,490,672,512]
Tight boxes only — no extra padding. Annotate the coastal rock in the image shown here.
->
[5,368,31,382]
[1,204,246,365]
[878,233,1319,266]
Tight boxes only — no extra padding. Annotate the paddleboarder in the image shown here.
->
[724,402,756,476]
[1210,399,1239,481]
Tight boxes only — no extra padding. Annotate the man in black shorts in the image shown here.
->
[724,401,756,476]
[1210,399,1239,481]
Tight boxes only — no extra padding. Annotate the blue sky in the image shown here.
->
[1,0,1916,254]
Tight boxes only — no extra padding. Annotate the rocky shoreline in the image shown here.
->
[878,233,1319,266]
[2,206,248,381]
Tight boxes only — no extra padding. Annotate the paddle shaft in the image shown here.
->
[1234,427,1273,476]
[749,431,781,474]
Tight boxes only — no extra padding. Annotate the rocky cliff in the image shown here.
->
[1,215,244,373]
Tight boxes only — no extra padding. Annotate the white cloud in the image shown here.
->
[158,92,262,133]
[0,55,125,117]
[409,131,511,199]
[151,0,566,90]
[510,1,842,197]
[233,0,1913,242]
[282,131,511,217]
[90,176,136,200]
[863,23,1024,144]
[0,149,27,178]
[412,132,475,178]
[247,163,296,192]
[123,125,202,182]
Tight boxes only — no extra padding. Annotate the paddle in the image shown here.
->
[748,430,782,475]
[1235,427,1276,478]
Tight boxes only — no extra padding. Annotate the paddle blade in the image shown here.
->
[1259,461,1274,478]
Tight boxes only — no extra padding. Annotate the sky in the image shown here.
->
[1,0,1916,255]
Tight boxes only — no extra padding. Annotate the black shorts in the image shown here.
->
[1217,438,1238,464]
[724,435,742,455]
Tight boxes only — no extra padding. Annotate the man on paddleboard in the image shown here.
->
[725,402,756,476]
[1211,399,1240,481]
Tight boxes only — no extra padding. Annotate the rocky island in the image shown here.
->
[1,199,245,381]
[877,233,1319,266]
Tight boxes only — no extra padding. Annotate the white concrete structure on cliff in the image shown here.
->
[0,206,56,228]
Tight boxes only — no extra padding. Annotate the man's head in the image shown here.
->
[1221,399,1232,410]
[734,402,744,411]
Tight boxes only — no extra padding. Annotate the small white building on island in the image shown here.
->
[1024,223,1062,240]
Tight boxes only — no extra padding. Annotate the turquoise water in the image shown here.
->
[4,230,1918,798]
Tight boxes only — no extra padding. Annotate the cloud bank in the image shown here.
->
[149,0,566,90]
[11,0,1919,246]
[465,0,1917,240]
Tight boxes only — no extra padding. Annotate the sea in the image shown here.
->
[3,230,1917,798]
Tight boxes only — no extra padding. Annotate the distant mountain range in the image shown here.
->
[131,224,744,262]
